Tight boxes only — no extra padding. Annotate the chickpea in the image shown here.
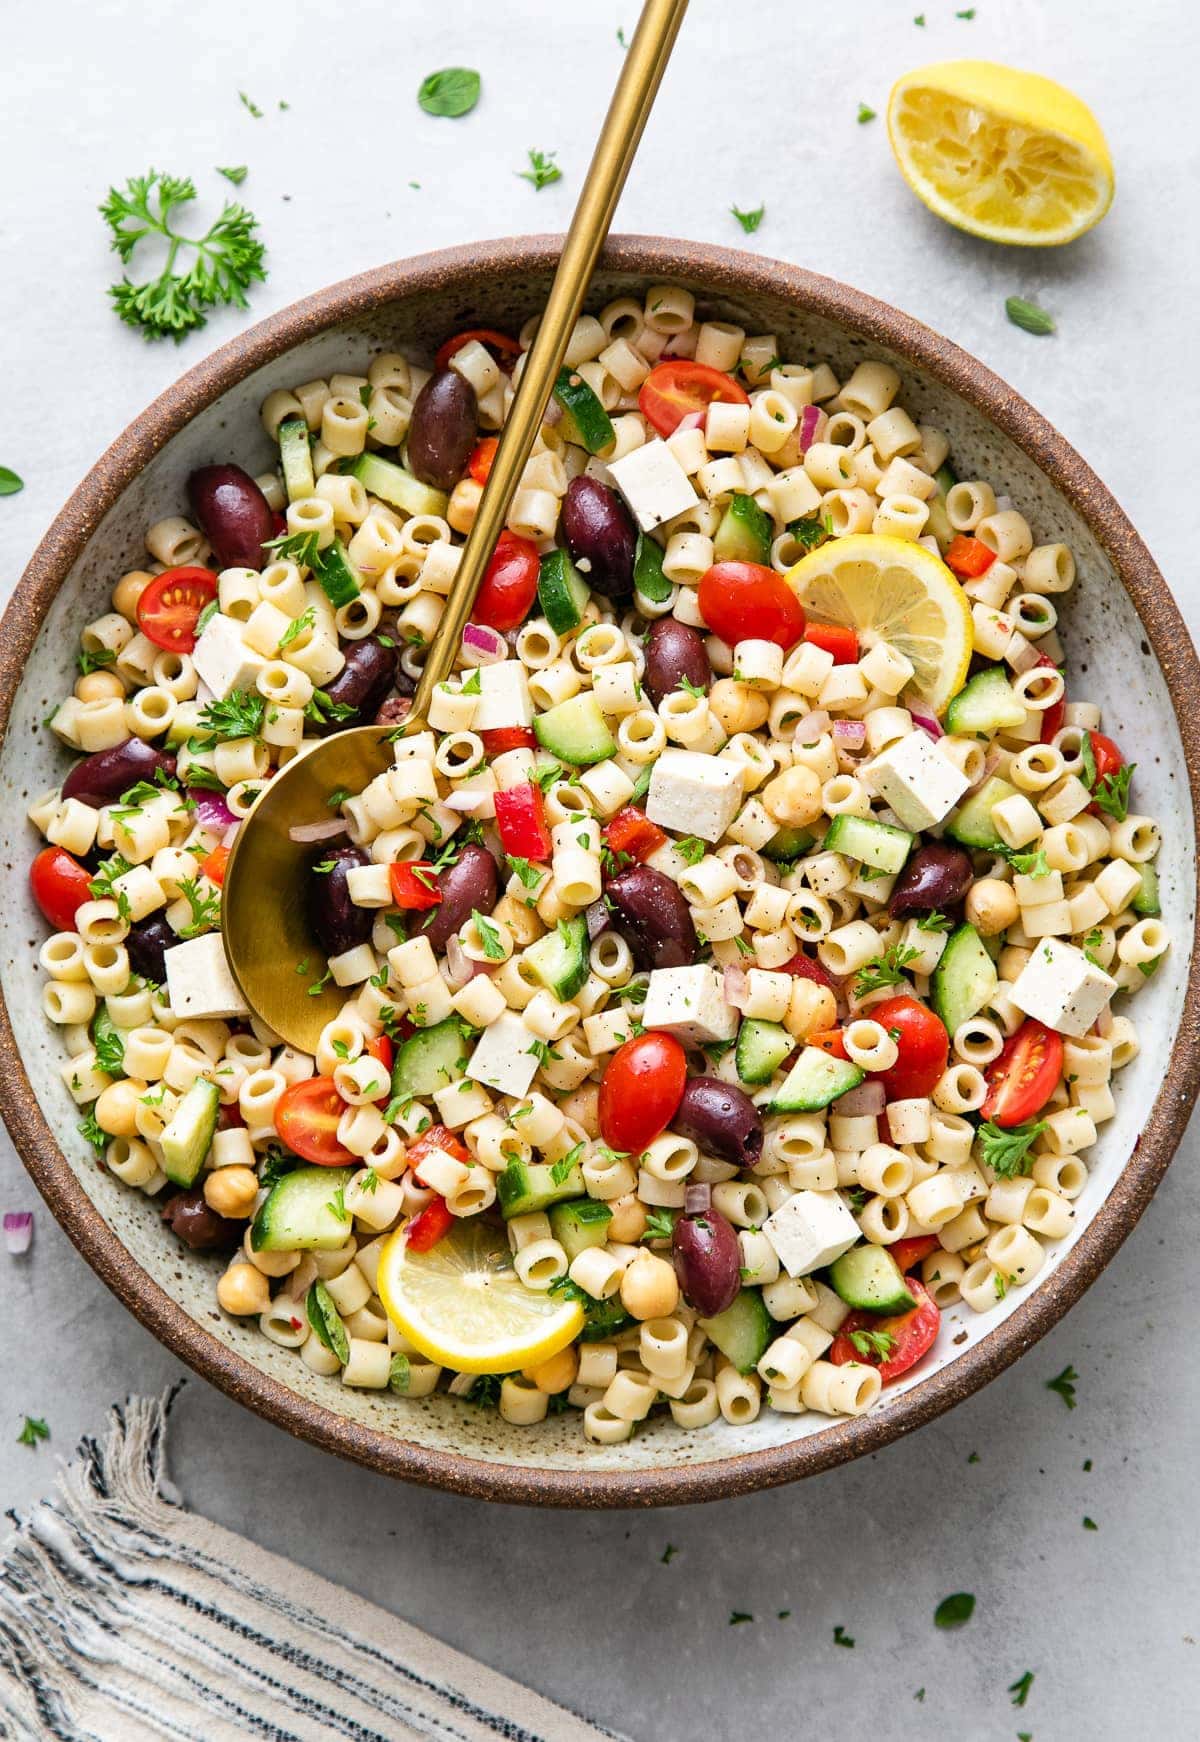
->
[203,1165,259,1220]
[998,945,1032,984]
[493,894,545,948]
[75,669,126,704]
[709,678,770,736]
[966,877,1019,937]
[762,763,823,828]
[94,1077,147,1139]
[620,1250,679,1321]
[111,569,154,623]
[446,477,483,536]
[216,1263,271,1316]
[558,1082,599,1138]
[524,1344,578,1394]
[607,1191,648,1243]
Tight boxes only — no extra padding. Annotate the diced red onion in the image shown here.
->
[481,825,506,864]
[832,720,866,747]
[684,1183,712,1214]
[585,899,609,941]
[1007,636,1040,674]
[4,1212,33,1255]
[798,405,827,453]
[444,934,472,989]
[461,622,508,666]
[677,410,705,432]
[794,710,830,741]
[222,821,242,848]
[1094,1004,1113,1037]
[188,789,236,831]
[836,1080,886,1116]
[723,965,750,1011]
[288,816,350,844]
[443,788,492,815]
[910,709,944,741]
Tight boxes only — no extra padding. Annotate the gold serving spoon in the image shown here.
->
[223,0,689,1052]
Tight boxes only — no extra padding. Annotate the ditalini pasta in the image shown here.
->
[29,295,1164,1439]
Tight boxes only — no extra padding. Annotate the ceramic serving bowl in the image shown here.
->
[3,237,1198,1507]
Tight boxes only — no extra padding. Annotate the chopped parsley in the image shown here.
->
[854,942,920,997]
[641,1207,677,1242]
[916,910,953,932]
[933,1592,975,1629]
[550,1143,585,1186]
[519,149,562,191]
[190,688,266,747]
[417,67,481,118]
[730,202,765,234]
[78,1111,108,1153]
[326,1186,349,1223]
[16,1416,49,1447]
[1046,1364,1078,1409]
[660,1543,677,1563]
[472,911,507,961]
[856,102,876,124]
[0,467,24,497]
[833,1624,855,1648]
[675,836,707,866]
[848,1327,897,1362]
[506,855,543,891]
[78,646,117,675]
[1005,296,1055,338]
[177,877,221,939]
[1083,1515,1098,1531]
[1004,845,1050,877]
[1008,1671,1035,1708]
[217,164,248,185]
[977,1119,1047,1179]
[729,1611,754,1625]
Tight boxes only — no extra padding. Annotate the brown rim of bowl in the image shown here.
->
[2,236,1198,1508]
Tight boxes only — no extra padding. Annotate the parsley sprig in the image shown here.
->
[854,942,920,997]
[519,149,562,191]
[976,1119,1047,1179]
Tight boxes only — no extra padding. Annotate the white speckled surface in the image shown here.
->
[2,0,1199,1735]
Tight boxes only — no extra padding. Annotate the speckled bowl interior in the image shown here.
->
[2,238,1197,1506]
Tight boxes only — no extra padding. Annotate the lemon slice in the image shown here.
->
[376,1219,584,1374]
[888,60,1114,245]
[787,534,973,716]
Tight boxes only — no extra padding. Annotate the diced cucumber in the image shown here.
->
[935,462,958,493]
[549,1198,613,1261]
[553,368,614,455]
[349,453,448,518]
[944,665,1027,736]
[160,1077,219,1187]
[313,537,361,608]
[932,923,997,1036]
[390,1018,464,1101]
[925,462,958,552]
[538,549,591,634]
[699,1288,772,1375]
[497,1158,586,1218]
[523,915,588,1000]
[713,492,772,564]
[945,775,1019,851]
[762,824,815,862]
[307,1279,349,1362]
[278,417,315,502]
[633,533,673,605]
[1132,863,1161,916]
[770,1046,864,1113]
[829,1244,916,1313]
[251,1165,354,1251]
[534,693,616,765]
[736,1018,794,1085]
[823,812,914,875]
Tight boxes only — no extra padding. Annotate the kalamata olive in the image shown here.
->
[407,369,478,491]
[62,739,177,809]
[187,464,275,569]
[312,636,398,732]
[562,476,638,600]
[309,845,373,958]
[419,843,499,953]
[673,1208,741,1316]
[889,843,975,918]
[643,619,712,708]
[126,915,176,986]
[606,865,697,969]
[161,1190,244,1251]
[672,1076,763,1169]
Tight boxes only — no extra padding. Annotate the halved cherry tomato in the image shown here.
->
[804,623,858,664]
[638,361,749,439]
[471,531,541,633]
[434,328,522,373]
[200,844,230,887]
[389,862,442,911]
[274,1077,353,1166]
[980,1019,1063,1128]
[1037,652,1066,742]
[698,561,806,651]
[604,806,668,864]
[480,726,538,755]
[30,846,93,932]
[1086,731,1126,815]
[405,1194,454,1252]
[598,1033,687,1153]
[869,995,949,1101]
[783,950,838,989]
[468,436,499,485]
[944,535,996,578]
[364,1035,394,1100]
[136,566,218,653]
[494,782,552,862]
[407,1123,471,1183]
[808,1028,848,1060]
[888,1235,940,1274]
[830,1278,940,1384]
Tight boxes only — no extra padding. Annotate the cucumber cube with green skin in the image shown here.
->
[769,1047,864,1113]
[313,537,360,607]
[945,775,1019,852]
[713,493,772,564]
[160,1077,219,1186]
[497,1159,586,1218]
[735,1018,794,1085]
[538,549,591,634]
[1131,863,1160,916]
[944,666,1027,736]
[533,693,616,765]
[699,1289,772,1374]
[830,1244,916,1313]
[549,1198,612,1261]
[348,453,448,518]
[251,1166,354,1251]
[553,368,615,454]
[278,417,315,502]
[931,923,997,1036]
[390,1019,465,1101]
[823,812,914,874]
[523,916,588,1000]
[761,824,815,862]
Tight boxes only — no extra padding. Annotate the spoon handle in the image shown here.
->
[408,0,689,724]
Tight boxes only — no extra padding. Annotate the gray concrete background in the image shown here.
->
[2,1,1198,1736]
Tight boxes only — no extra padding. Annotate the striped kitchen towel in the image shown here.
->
[0,1390,622,1742]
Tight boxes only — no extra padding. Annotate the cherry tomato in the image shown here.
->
[1086,731,1126,815]
[405,1194,454,1251]
[638,361,749,439]
[830,1278,940,1384]
[434,328,522,373]
[200,844,230,886]
[136,566,218,653]
[364,1035,394,1100]
[407,1123,471,1183]
[981,1019,1063,1128]
[808,1028,848,1060]
[390,862,442,911]
[869,995,949,1101]
[468,436,498,485]
[598,1033,687,1153]
[30,846,93,932]
[1037,653,1066,743]
[698,562,806,651]
[783,950,838,989]
[888,1235,940,1274]
[944,535,996,578]
[471,531,541,633]
[274,1077,353,1166]
[480,726,538,755]
[604,806,669,864]
[803,623,858,664]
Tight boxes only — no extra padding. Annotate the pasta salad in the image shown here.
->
[29,288,1167,1442]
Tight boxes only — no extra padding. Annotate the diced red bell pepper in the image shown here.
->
[783,951,838,989]
[468,437,498,485]
[480,726,538,755]
[604,806,669,863]
[803,623,858,664]
[493,781,553,862]
[888,1235,940,1274]
[405,1195,454,1251]
[363,1034,394,1101]
[944,535,996,578]
[408,1123,471,1180]
[389,862,442,911]
[1036,652,1066,742]
[201,844,230,886]
[808,1027,848,1060]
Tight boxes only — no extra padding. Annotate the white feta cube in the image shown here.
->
[607,437,699,532]
[643,965,737,1048]
[191,612,268,702]
[762,1190,860,1278]
[465,1010,540,1098]
[863,729,969,833]
[646,748,744,843]
[472,661,534,732]
[1010,937,1117,1037]
[164,933,250,1021]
